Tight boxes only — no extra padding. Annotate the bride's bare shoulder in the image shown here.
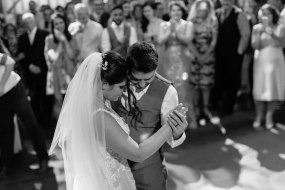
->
[94,109,121,128]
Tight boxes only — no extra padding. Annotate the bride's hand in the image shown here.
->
[167,110,188,140]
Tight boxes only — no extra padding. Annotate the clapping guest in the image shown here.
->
[251,4,285,129]
[267,0,285,26]
[131,4,144,41]
[141,1,163,47]
[64,2,76,26]
[122,1,132,24]
[45,13,78,123]
[157,2,197,129]
[188,0,218,122]
[69,3,103,62]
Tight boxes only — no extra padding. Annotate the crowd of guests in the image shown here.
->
[1,0,285,179]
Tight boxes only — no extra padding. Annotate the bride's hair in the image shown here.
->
[101,51,128,85]
[101,51,142,125]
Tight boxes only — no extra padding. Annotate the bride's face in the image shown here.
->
[103,80,127,101]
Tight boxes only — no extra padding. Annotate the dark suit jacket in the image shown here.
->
[18,28,49,92]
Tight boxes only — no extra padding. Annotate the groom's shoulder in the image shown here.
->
[155,73,172,85]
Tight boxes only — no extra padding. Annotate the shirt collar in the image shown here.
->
[123,84,150,98]
[84,20,91,28]
[132,84,150,95]
[28,27,37,35]
[111,22,124,29]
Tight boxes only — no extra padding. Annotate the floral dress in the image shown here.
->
[190,18,218,89]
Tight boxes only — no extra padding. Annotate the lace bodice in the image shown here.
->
[97,101,136,190]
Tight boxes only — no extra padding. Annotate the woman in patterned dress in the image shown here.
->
[188,0,218,122]
[49,51,187,190]
[158,1,198,129]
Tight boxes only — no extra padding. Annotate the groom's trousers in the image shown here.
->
[130,153,167,190]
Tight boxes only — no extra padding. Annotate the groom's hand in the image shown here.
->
[167,110,188,140]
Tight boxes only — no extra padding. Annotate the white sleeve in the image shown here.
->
[101,29,111,53]
[161,85,186,148]
[0,54,15,65]
[129,27,138,46]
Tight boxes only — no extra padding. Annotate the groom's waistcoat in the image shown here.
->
[112,74,171,170]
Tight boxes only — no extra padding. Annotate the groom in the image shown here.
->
[112,41,187,190]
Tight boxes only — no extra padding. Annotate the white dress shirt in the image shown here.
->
[122,83,186,148]
[101,22,138,53]
[69,20,103,61]
[0,54,20,94]
[280,8,285,26]
[28,27,37,45]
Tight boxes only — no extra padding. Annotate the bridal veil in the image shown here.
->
[49,52,112,190]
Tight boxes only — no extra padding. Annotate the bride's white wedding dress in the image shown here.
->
[99,101,136,190]
[49,53,137,190]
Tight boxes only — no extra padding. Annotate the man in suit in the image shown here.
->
[213,0,250,116]
[18,13,49,128]
[112,42,187,190]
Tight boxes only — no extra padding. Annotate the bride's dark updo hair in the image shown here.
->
[100,51,128,85]
[100,51,142,124]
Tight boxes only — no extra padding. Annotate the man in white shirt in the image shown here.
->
[0,54,49,178]
[101,5,137,57]
[112,41,187,190]
[69,3,103,62]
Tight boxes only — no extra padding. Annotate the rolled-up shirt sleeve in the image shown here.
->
[161,85,186,148]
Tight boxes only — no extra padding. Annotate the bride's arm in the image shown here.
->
[98,111,173,162]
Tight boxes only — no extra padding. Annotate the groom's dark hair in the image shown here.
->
[126,41,158,73]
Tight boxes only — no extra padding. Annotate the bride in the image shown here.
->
[49,51,186,190]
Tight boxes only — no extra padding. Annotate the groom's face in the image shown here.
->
[129,70,156,92]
